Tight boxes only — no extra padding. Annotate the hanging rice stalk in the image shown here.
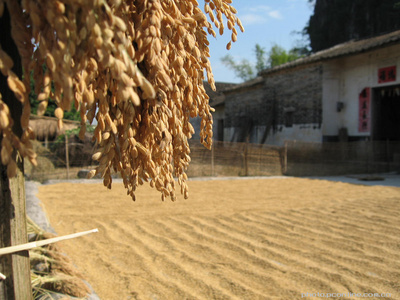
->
[0,0,243,200]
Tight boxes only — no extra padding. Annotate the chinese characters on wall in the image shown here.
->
[358,88,370,132]
[378,66,396,83]
[358,65,398,132]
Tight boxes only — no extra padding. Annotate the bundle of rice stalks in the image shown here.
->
[27,217,90,299]
[0,0,243,201]
[24,140,56,181]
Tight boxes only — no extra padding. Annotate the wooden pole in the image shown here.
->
[244,137,249,176]
[386,139,390,172]
[211,140,215,176]
[65,135,70,180]
[284,140,288,175]
[0,3,33,299]
[0,161,31,299]
[366,138,370,174]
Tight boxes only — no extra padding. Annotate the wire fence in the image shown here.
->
[187,140,283,177]
[25,137,400,182]
[25,136,96,182]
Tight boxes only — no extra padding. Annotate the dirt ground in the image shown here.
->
[37,177,400,300]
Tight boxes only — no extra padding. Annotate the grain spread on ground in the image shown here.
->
[38,178,400,300]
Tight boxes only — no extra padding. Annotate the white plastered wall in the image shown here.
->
[322,44,400,138]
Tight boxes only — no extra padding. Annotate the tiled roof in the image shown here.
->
[203,81,238,107]
[260,30,400,75]
[219,76,264,94]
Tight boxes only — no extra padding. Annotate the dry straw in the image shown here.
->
[26,217,92,298]
[0,0,243,200]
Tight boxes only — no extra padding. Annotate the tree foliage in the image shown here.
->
[254,44,267,73]
[29,69,80,121]
[268,44,302,68]
[307,0,400,52]
[220,55,255,82]
[221,43,303,82]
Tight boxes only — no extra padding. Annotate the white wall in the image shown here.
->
[265,125,322,146]
[322,44,400,138]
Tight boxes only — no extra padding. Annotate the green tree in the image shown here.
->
[268,44,302,68]
[220,55,255,82]
[29,71,81,121]
[307,0,400,52]
[254,44,267,73]
[221,43,303,82]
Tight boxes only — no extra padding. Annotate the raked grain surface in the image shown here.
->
[38,178,400,300]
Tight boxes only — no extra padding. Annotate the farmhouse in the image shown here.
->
[218,29,400,146]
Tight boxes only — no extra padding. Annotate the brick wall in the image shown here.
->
[223,64,323,143]
[266,64,323,126]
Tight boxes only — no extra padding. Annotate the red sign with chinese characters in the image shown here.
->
[378,66,396,83]
[358,88,370,132]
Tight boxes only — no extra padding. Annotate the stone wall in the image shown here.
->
[223,79,266,142]
[223,64,323,145]
[264,64,323,128]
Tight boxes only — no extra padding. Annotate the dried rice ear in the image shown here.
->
[0,96,21,175]
[0,1,4,18]
[2,0,242,201]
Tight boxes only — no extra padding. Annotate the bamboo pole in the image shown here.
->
[0,229,98,257]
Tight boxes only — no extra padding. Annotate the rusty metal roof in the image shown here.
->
[260,30,400,76]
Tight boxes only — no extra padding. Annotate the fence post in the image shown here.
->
[283,141,288,174]
[244,138,249,176]
[386,139,390,172]
[65,135,70,180]
[211,141,215,177]
[366,139,370,174]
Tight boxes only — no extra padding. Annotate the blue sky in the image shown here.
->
[205,0,314,83]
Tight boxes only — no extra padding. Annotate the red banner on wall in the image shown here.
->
[358,88,370,132]
[378,66,396,83]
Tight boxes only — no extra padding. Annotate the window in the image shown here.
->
[283,107,295,128]
[217,119,224,141]
[285,111,294,127]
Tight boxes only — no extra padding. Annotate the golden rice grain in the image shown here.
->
[1,0,242,201]
[1,146,10,165]
[46,53,56,72]
[0,110,9,129]
[54,107,64,119]
[87,169,97,179]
